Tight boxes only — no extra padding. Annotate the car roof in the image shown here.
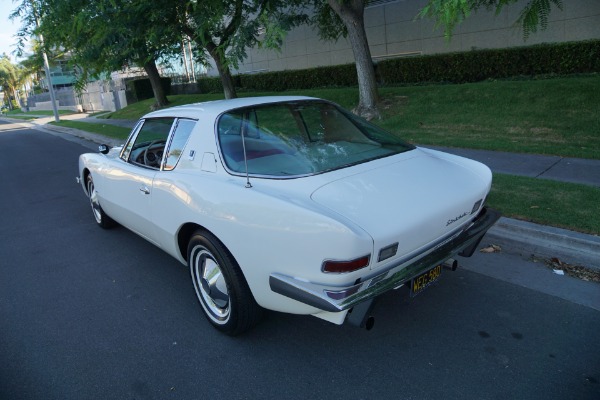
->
[143,96,318,120]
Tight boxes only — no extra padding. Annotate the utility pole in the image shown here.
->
[30,0,59,122]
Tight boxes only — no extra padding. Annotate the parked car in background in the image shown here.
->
[78,96,500,335]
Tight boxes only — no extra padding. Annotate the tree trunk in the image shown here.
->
[328,0,380,120]
[143,59,169,108]
[6,91,14,110]
[181,41,190,82]
[13,88,21,109]
[206,42,237,99]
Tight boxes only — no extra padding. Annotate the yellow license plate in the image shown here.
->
[410,265,442,297]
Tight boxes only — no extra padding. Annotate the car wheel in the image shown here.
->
[86,174,116,229]
[188,231,262,335]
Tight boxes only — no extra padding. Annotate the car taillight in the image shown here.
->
[322,255,370,273]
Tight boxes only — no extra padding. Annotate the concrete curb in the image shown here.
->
[42,123,124,147]
[485,217,600,270]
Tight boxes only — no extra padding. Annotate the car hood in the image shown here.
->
[310,149,492,268]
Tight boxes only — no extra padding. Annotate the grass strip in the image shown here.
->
[49,120,131,140]
[487,173,600,235]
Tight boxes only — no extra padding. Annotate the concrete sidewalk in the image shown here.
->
[427,145,600,188]
[2,114,599,270]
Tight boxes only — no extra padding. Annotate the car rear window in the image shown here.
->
[217,100,413,177]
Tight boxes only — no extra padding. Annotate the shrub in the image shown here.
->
[126,77,172,102]
[196,77,224,93]
[195,64,357,93]
[377,40,600,85]
[193,40,600,93]
[238,64,357,91]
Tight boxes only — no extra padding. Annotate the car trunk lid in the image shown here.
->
[310,150,491,269]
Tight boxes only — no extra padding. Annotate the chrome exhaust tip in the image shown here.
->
[442,258,458,271]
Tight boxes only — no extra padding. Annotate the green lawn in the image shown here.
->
[487,174,600,235]
[377,78,600,160]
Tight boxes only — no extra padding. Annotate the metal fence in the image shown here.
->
[27,78,129,112]
[25,72,205,112]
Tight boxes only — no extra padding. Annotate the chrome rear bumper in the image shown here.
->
[269,207,501,313]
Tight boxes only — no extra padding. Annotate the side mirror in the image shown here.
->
[98,144,110,154]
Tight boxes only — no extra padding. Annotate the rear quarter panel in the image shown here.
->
[151,170,374,314]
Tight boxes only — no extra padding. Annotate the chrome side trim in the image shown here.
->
[269,207,501,313]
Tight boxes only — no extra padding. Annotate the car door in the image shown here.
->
[102,118,176,245]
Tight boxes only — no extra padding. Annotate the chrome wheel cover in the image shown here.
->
[191,246,231,323]
[87,179,102,224]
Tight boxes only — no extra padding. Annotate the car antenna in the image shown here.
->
[241,120,252,188]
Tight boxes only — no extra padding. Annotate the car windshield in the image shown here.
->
[217,100,414,177]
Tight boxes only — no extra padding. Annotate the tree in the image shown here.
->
[0,56,26,110]
[313,0,379,119]
[12,0,307,104]
[11,0,183,108]
[181,0,308,99]
[312,0,563,120]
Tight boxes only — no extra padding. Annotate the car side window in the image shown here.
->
[120,120,144,162]
[163,119,196,171]
[125,118,175,169]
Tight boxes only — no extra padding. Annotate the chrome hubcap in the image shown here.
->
[87,180,102,224]
[192,248,230,322]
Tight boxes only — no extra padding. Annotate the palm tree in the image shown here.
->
[0,56,27,110]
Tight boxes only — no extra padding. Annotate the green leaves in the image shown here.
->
[418,0,472,39]
[13,0,183,77]
[180,0,310,98]
[0,56,28,109]
[418,0,564,40]
[517,0,563,39]
[312,1,347,41]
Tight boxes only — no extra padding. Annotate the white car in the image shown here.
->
[78,96,500,335]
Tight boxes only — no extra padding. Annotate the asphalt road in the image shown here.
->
[1,121,599,400]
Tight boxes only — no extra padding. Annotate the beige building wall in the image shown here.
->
[217,0,600,76]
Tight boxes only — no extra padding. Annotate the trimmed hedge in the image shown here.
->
[194,40,600,92]
[126,77,172,102]
[195,63,357,93]
[377,40,600,84]
[196,77,224,94]
[239,64,357,91]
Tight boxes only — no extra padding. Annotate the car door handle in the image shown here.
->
[139,186,150,195]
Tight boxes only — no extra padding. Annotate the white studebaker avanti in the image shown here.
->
[78,96,500,335]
